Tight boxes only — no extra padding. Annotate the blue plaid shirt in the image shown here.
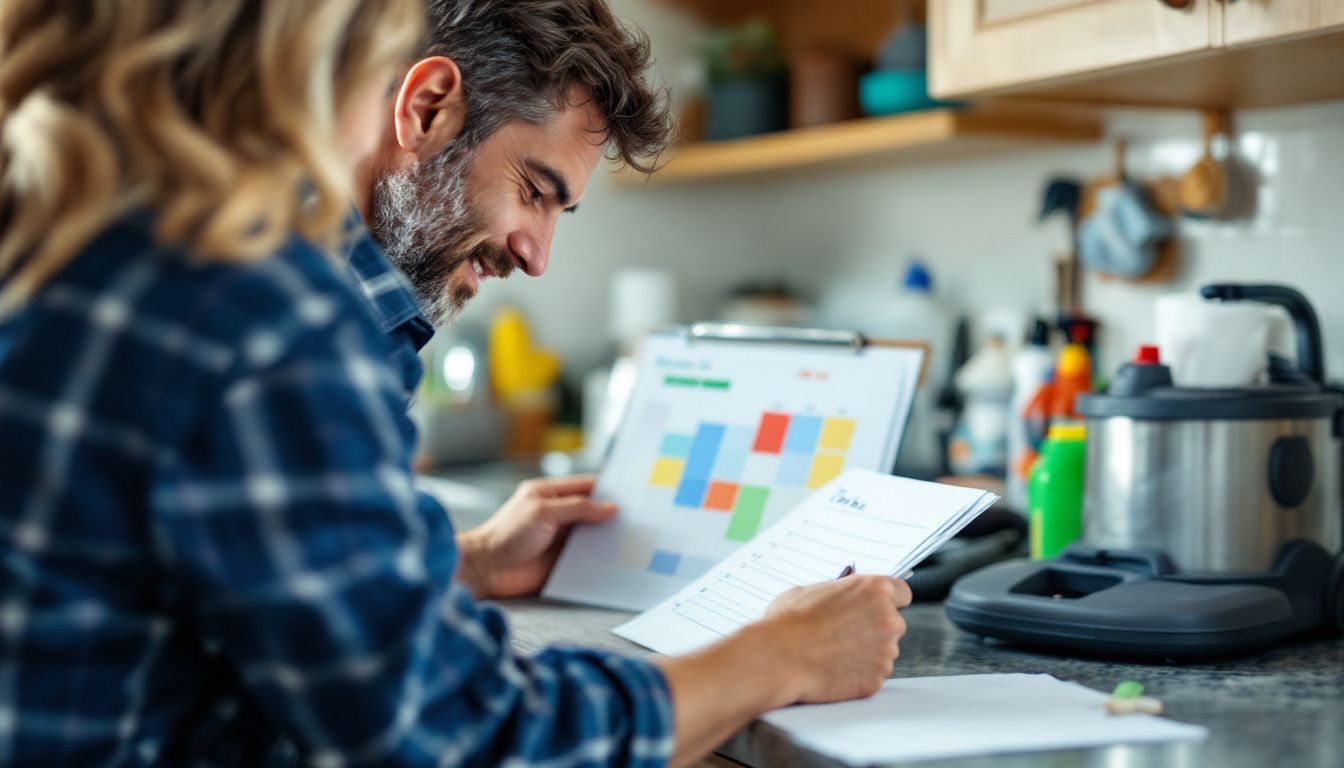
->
[0,215,673,767]
[342,219,435,402]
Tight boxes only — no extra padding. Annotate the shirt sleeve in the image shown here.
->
[149,312,674,768]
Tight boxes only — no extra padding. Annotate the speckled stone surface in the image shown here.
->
[501,599,1344,768]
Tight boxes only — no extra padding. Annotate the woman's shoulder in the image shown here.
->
[59,215,388,373]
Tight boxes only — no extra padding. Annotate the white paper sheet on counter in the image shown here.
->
[762,673,1209,766]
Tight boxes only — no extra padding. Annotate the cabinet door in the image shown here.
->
[1223,0,1344,46]
[930,0,1219,99]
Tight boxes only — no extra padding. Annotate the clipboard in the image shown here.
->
[542,323,928,611]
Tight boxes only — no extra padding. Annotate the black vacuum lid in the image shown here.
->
[1078,385,1343,421]
[1078,350,1343,421]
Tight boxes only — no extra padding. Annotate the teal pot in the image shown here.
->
[859,69,956,117]
[704,77,787,141]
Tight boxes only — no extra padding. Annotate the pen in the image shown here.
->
[833,567,919,581]
[836,565,915,580]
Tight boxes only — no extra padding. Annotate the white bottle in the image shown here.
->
[858,260,954,475]
[1007,319,1054,511]
[949,336,1014,475]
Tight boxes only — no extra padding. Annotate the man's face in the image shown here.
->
[368,98,607,327]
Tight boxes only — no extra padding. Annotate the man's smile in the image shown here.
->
[458,243,516,295]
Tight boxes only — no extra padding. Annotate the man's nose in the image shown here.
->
[506,223,553,277]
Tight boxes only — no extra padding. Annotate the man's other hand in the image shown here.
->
[455,476,616,600]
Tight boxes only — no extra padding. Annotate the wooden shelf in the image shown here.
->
[634,106,1103,185]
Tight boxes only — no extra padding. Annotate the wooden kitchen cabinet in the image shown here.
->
[930,0,1344,108]
[1223,0,1344,46]
[929,0,1218,99]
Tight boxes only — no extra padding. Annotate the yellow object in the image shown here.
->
[818,417,856,452]
[541,425,584,454]
[1055,343,1092,379]
[489,307,561,402]
[648,457,685,488]
[1046,423,1087,442]
[807,453,846,489]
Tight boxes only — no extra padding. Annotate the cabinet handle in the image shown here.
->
[1157,0,1194,8]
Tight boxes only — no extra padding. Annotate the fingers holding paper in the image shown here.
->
[456,475,617,600]
[762,574,912,703]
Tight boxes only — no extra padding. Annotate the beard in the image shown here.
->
[367,140,514,327]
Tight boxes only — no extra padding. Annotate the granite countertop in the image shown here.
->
[501,599,1344,768]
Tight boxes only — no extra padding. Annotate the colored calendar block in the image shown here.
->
[674,477,709,508]
[819,417,856,452]
[648,550,682,576]
[783,415,823,454]
[711,426,754,481]
[648,457,684,487]
[704,481,739,512]
[807,453,846,489]
[684,423,725,481]
[726,486,770,542]
[659,433,694,458]
[775,452,813,488]
[752,412,790,454]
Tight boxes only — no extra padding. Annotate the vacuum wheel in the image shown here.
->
[1330,554,1344,635]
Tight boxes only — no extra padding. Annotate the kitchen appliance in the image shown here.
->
[413,322,505,466]
[946,284,1344,659]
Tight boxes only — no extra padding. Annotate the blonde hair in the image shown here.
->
[0,0,423,310]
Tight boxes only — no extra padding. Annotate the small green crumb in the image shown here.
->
[1111,681,1145,699]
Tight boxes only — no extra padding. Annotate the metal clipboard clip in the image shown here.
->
[687,322,866,353]
[683,323,929,385]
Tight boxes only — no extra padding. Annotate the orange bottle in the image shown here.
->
[1019,343,1092,478]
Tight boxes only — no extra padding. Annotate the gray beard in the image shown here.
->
[368,143,480,328]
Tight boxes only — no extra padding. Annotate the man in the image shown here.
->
[334,1,916,765]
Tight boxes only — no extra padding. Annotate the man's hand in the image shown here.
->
[653,575,912,766]
[761,575,912,703]
[455,476,616,600]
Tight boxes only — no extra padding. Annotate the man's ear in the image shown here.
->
[392,56,467,160]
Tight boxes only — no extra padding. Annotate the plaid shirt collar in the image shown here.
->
[342,215,434,355]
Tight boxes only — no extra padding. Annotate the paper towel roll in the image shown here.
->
[1155,294,1284,388]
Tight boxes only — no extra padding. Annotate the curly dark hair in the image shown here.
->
[421,0,672,173]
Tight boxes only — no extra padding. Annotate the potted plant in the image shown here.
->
[699,18,788,141]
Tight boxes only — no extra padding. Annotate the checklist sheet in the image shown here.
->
[613,468,998,655]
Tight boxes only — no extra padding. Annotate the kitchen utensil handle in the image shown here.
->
[1202,109,1229,149]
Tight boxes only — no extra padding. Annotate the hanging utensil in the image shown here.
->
[1179,109,1231,218]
